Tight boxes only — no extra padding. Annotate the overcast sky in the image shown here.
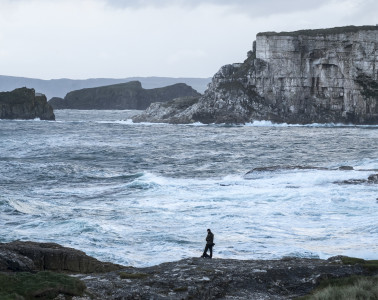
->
[0,0,376,79]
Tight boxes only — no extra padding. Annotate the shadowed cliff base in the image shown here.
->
[133,25,378,125]
[1,241,377,299]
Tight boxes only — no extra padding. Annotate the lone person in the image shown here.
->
[201,229,214,258]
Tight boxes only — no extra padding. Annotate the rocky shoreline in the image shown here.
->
[1,241,377,299]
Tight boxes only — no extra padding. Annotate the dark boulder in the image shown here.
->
[368,174,378,183]
[336,173,378,185]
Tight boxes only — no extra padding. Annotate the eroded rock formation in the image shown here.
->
[0,88,55,120]
[134,26,378,124]
[132,96,200,123]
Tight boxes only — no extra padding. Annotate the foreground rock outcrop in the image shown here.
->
[1,241,377,299]
[134,25,378,124]
[0,241,122,273]
[49,81,201,110]
[0,87,55,120]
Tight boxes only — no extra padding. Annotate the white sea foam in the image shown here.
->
[117,119,378,128]
[1,110,377,267]
[245,120,378,127]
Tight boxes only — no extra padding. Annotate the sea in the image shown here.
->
[1,110,377,267]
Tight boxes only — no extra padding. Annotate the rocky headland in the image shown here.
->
[0,75,211,99]
[0,87,55,120]
[1,241,377,299]
[48,81,201,110]
[133,25,378,124]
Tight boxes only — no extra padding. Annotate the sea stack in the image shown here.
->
[0,87,55,120]
[133,25,378,124]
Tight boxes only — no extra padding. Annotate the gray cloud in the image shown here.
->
[104,0,334,16]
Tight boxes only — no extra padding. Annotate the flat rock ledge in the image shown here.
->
[1,241,376,299]
[0,241,123,274]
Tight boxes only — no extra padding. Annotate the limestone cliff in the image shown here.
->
[49,81,201,110]
[134,25,378,124]
[0,87,55,120]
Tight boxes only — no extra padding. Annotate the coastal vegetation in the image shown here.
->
[0,271,86,299]
[298,257,378,299]
[298,275,378,300]
[355,74,378,99]
[257,25,378,37]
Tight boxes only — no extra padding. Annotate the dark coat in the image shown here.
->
[206,232,214,245]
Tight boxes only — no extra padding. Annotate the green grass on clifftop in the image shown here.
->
[258,25,378,37]
[0,271,86,300]
[298,275,378,300]
[298,257,378,300]
[340,256,378,273]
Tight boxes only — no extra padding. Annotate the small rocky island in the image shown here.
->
[133,25,378,124]
[48,81,201,110]
[0,87,55,120]
[1,241,377,299]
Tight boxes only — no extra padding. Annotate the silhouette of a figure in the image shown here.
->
[201,228,214,258]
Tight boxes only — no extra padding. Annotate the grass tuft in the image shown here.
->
[173,286,188,292]
[298,275,378,300]
[119,272,149,280]
[0,271,86,300]
[340,256,378,272]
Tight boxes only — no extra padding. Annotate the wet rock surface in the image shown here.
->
[77,256,370,299]
[335,173,378,185]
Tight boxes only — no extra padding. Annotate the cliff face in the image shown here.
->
[0,88,55,120]
[49,81,201,110]
[136,26,378,124]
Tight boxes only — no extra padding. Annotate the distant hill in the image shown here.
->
[0,75,211,100]
[48,81,201,110]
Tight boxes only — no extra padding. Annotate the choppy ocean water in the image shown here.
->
[1,110,377,267]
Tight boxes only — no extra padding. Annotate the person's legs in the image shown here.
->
[209,245,213,258]
[202,244,210,257]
